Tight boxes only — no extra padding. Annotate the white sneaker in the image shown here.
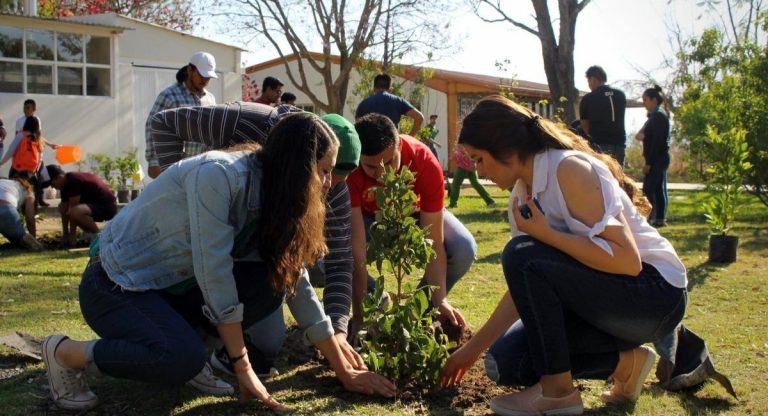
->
[41,335,98,411]
[186,362,234,396]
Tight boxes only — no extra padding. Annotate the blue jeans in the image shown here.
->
[485,236,686,386]
[79,261,283,384]
[365,209,476,297]
[643,153,670,222]
[0,204,23,244]
[590,142,626,166]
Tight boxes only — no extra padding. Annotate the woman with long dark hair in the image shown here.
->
[438,96,686,415]
[41,113,394,412]
[641,85,671,227]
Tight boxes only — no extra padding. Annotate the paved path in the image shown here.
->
[38,182,704,216]
[466,178,705,192]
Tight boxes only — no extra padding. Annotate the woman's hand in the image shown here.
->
[642,164,651,175]
[438,344,481,388]
[436,298,467,329]
[335,332,367,370]
[337,368,396,397]
[511,196,551,239]
[234,361,291,413]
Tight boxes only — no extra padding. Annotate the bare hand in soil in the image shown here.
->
[335,332,367,370]
[236,368,291,413]
[436,299,467,329]
[340,369,396,397]
[438,344,479,388]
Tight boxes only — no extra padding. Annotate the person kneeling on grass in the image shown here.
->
[46,165,117,246]
[147,105,366,373]
[41,113,395,412]
[438,96,687,416]
[0,174,43,250]
[346,114,477,337]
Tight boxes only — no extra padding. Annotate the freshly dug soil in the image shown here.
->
[272,325,508,414]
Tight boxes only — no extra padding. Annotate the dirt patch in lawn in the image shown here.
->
[270,326,508,414]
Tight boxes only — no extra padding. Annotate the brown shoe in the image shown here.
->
[489,383,584,415]
[601,346,657,403]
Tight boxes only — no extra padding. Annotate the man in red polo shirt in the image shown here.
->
[347,113,477,334]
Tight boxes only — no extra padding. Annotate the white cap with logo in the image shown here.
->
[189,51,218,79]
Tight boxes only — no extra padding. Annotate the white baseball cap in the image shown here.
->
[189,51,218,79]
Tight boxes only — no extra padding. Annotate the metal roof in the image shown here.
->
[0,12,131,31]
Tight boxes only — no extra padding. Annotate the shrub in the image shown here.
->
[358,166,454,390]
[702,126,753,235]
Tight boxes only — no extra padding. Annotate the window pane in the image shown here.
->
[57,33,83,63]
[86,67,110,96]
[85,36,110,64]
[0,61,23,93]
[27,64,52,94]
[26,30,54,61]
[58,66,83,95]
[0,26,23,58]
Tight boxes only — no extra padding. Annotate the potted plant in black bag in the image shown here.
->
[702,126,753,263]
[115,149,139,203]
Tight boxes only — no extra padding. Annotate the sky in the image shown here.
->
[198,0,736,133]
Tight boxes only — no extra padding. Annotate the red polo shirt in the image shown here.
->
[347,134,444,217]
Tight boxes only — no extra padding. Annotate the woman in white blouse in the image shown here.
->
[438,96,687,416]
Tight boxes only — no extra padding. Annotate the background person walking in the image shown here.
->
[448,146,495,208]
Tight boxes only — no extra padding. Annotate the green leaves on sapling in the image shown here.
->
[358,166,453,390]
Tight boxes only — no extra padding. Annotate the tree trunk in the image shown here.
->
[533,0,580,122]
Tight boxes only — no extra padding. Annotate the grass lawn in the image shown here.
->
[1,187,766,415]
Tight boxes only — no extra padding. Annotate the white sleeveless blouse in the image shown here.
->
[507,149,687,289]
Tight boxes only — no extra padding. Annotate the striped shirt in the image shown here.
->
[144,82,216,168]
[323,181,354,333]
[149,102,278,172]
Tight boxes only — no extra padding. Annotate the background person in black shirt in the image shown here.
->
[579,65,627,165]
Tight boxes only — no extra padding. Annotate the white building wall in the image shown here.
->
[1,13,243,177]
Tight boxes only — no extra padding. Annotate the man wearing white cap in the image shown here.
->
[145,51,217,178]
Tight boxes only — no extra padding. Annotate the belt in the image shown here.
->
[88,255,101,265]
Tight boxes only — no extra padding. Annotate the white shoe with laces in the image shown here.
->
[42,334,99,411]
[186,362,234,396]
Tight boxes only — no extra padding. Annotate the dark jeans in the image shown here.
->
[485,236,686,386]
[643,153,670,222]
[79,261,283,384]
[589,142,626,166]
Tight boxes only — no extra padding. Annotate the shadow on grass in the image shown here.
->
[686,261,721,293]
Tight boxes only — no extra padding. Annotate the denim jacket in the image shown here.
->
[99,151,262,324]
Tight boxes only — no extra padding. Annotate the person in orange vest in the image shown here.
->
[0,116,58,207]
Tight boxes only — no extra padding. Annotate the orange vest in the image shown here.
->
[12,132,42,172]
